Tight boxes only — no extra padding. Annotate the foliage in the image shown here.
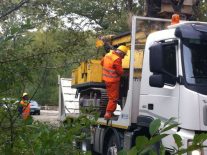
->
[0,98,29,155]
[196,0,207,21]
[23,29,97,105]
[0,99,96,155]
[119,118,207,155]
[0,20,35,96]
[0,10,98,105]
[57,0,143,33]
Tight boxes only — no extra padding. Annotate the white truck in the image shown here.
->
[59,16,207,155]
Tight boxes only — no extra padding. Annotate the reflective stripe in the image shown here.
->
[103,74,119,78]
[103,67,116,73]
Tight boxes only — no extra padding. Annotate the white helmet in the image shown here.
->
[22,93,28,97]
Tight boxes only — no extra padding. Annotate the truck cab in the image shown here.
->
[142,21,207,130]
[140,21,207,153]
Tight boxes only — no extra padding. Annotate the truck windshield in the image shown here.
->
[183,39,207,85]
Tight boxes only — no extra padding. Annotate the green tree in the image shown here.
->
[24,29,97,105]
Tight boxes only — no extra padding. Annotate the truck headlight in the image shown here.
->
[188,141,203,155]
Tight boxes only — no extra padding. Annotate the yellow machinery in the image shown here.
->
[71,31,147,116]
[71,59,103,85]
[71,32,146,86]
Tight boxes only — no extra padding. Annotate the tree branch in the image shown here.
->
[0,0,30,20]
[0,48,64,64]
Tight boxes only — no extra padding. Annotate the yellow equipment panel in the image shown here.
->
[86,60,103,83]
[72,69,78,85]
[122,50,143,79]
[77,62,87,84]
[72,59,103,86]
[111,32,147,46]
[122,50,144,69]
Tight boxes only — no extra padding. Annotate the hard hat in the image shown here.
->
[117,45,128,54]
[22,93,28,97]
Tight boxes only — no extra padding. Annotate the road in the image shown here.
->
[32,110,59,125]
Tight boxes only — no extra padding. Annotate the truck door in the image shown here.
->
[140,40,180,122]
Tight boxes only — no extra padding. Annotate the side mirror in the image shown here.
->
[149,74,164,88]
[149,43,164,73]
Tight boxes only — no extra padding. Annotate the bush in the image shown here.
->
[0,99,95,155]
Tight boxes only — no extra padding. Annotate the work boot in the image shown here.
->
[104,112,112,120]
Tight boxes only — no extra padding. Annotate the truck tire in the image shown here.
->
[105,134,121,155]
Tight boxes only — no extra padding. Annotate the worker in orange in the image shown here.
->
[20,93,30,120]
[101,45,128,119]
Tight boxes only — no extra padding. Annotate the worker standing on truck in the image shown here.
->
[19,93,30,120]
[101,45,128,119]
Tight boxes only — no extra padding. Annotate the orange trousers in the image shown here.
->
[105,81,120,113]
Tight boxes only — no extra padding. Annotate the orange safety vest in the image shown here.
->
[20,100,30,120]
[102,52,120,82]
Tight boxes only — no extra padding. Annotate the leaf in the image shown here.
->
[128,146,138,155]
[135,136,149,151]
[26,18,31,26]
[148,134,168,146]
[149,119,161,136]
[26,124,39,129]
[163,117,177,127]
[173,134,182,148]
[177,145,201,155]
[161,123,179,133]
[140,146,154,155]
[148,149,157,155]
[193,133,207,144]
[159,144,166,155]
[11,26,19,35]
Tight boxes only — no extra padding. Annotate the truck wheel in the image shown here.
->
[105,134,121,155]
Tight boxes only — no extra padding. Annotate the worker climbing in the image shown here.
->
[101,45,128,119]
[19,93,31,120]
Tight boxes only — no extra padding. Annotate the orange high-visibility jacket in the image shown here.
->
[102,52,123,82]
[20,100,30,119]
